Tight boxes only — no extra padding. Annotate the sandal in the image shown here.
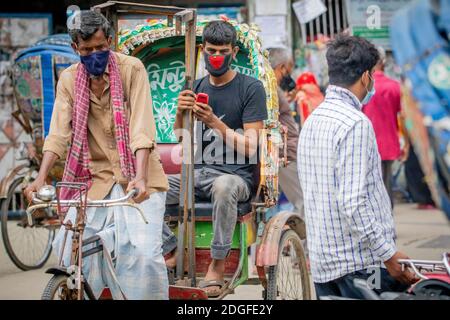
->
[198,279,226,298]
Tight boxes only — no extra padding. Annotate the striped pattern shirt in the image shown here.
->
[297,85,397,283]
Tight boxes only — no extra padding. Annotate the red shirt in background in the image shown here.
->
[362,70,402,161]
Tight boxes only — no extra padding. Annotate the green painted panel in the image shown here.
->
[183,221,241,249]
[231,51,255,78]
[143,48,185,143]
[138,42,255,144]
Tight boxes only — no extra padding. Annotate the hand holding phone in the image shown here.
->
[196,93,209,105]
[177,90,197,113]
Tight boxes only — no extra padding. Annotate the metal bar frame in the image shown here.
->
[92,1,198,287]
[93,1,189,50]
[328,0,334,36]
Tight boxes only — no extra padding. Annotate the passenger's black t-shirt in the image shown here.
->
[193,73,268,189]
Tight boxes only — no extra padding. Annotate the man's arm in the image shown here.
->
[128,61,157,154]
[126,60,159,203]
[194,108,262,158]
[193,80,267,158]
[126,148,150,203]
[25,71,73,201]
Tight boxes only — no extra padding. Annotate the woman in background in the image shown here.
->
[294,71,324,125]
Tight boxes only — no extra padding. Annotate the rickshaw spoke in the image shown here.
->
[273,234,306,300]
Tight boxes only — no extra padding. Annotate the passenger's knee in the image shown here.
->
[211,175,241,199]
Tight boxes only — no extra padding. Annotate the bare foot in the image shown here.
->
[201,259,226,297]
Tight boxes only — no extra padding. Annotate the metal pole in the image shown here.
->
[342,0,348,29]
[300,23,307,46]
[335,0,341,33]
[322,6,328,36]
[185,11,197,288]
[329,0,334,37]
[315,16,320,38]
[176,9,197,285]
[308,21,314,43]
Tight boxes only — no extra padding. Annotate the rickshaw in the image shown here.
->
[105,1,311,300]
[24,1,311,300]
[1,34,78,270]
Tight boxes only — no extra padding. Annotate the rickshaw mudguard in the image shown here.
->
[256,211,306,267]
[118,15,283,291]
[0,164,30,199]
[45,266,69,277]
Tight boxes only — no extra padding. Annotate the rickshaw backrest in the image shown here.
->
[12,34,79,139]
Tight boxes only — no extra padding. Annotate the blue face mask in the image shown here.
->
[361,73,376,105]
[80,50,110,77]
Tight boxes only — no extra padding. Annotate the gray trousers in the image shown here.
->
[278,160,307,254]
[279,161,304,216]
[162,167,250,260]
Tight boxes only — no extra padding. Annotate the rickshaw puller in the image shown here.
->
[24,10,169,300]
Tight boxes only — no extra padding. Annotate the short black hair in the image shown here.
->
[202,21,237,47]
[326,34,379,86]
[68,10,113,43]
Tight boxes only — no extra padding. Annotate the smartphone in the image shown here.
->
[196,93,209,105]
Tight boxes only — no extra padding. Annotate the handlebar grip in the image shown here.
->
[30,193,42,204]
[125,188,139,200]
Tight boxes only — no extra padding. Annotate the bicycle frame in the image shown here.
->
[27,181,143,300]
[56,183,89,300]
[93,0,199,289]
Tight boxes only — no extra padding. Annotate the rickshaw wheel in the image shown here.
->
[1,177,55,270]
[266,229,311,300]
[42,274,79,300]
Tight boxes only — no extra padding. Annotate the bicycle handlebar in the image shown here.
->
[31,189,138,206]
[397,255,450,280]
[26,188,148,226]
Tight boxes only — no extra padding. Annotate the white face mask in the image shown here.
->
[362,73,376,104]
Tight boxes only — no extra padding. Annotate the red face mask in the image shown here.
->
[204,52,232,77]
[208,54,225,69]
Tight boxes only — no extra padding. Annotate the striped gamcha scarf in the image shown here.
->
[60,51,136,201]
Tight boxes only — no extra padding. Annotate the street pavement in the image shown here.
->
[0,203,449,300]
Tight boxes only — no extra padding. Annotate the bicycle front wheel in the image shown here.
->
[42,274,81,300]
[1,178,55,270]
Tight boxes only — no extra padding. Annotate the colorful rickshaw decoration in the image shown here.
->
[0,34,78,271]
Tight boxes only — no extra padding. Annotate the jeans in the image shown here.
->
[162,167,250,260]
[314,268,409,300]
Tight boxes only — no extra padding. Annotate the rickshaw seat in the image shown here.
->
[165,200,252,218]
[157,143,181,175]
